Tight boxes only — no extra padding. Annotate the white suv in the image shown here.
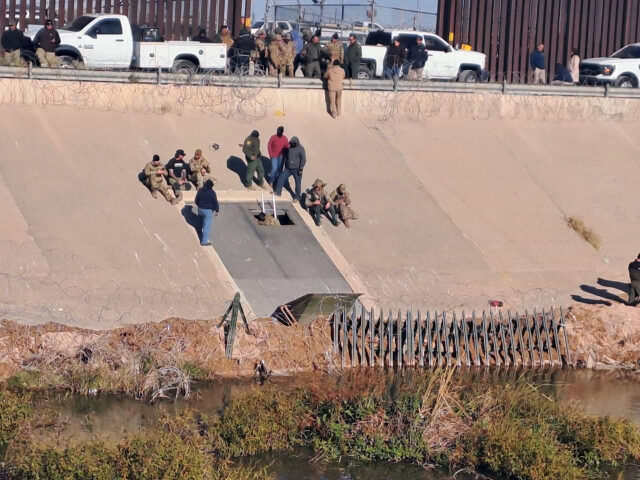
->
[580,43,640,88]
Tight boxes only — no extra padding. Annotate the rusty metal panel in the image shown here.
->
[498,0,510,81]
[489,0,500,77]
[449,0,457,43]
[475,0,487,53]
[437,0,447,37]
[509,0,523,82]
[208,0,216,37]
[8,0,15,23]
[632,0,640,43]
[28,0,36,26]
[600,0,611,56]
[0,0,6,37]
[19,0,25,27]
[218,0,225,30]
[469,0,479,47]
[483,0,494,65]
[57,0,64,25]
[519,0,532,83]
[548,0,561,81]
[85,0,92,16]
[461,0,471,44]
[165,0,173,38]
[173,0,182,39]
[593,0,604,58]
[556,0,568,65]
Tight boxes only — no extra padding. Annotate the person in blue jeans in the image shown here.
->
[194,179,219,246]
[267,126,289,188]
[274,136,306,202]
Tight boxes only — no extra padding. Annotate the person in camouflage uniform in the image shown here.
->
[188,149,214,189]
[329,183,358,228]
[282,32,296,77]
[242,130,267,190]
[253,31,268,74]
[326,33,344,64]
[144,154,180,205]
[268,34,285,76]
[305,179,339,227]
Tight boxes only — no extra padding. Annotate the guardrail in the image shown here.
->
[2,65,640,100]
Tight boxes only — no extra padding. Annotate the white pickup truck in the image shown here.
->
[359,30,487,82]
[580,43,640,88]
[27,14,227,72]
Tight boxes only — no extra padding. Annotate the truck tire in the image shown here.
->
[172,59,197,75]
[57,55,77,69]
[614,75,636,88]
[358,65,373,79]
[458,69,479,83]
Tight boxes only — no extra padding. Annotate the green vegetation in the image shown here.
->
[1,371,640,480]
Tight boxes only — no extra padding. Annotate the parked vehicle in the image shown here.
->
[359,29,487,82]
[580,43,640,88]
[250,20,298,35]
[26,13,227,72]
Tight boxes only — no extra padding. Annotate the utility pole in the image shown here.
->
[263,0,270,29]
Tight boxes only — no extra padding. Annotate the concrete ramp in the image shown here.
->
[206,202,351,317]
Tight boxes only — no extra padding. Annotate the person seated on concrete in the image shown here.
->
[629,253,640,306]
[194,179,219,246]
[274,136,305,202]
[305,179,338,227]
[188,148,213,189]
[144,154,180,205]
[166,149,192,196]
[33,19,60,68]
[1,21,27,66]
[329,183,358,228]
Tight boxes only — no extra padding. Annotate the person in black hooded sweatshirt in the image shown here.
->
[195,179,219,246]
[629,253,640,306]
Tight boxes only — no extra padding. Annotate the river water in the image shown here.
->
[34,368,640,479]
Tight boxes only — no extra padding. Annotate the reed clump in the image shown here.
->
[2,371,640,480]
[566,216,602,250]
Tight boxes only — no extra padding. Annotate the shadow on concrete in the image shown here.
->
[570,295,612,306]
[575,283,627,305]
[227,156,246,185]
[597,277,630,293]
[181,204,202,242]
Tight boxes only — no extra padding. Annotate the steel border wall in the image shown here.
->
[437,0,640,84]
[0,0,250,40]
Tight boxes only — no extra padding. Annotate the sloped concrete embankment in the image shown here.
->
[1,78,639,330]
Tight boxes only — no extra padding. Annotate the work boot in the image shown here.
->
[246,185,256,191]
[258,182,269,190]
[151,190,158,199]
[343,218,351,228]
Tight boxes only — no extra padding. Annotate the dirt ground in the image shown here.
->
[0,315,338,383]
[1,303,640,384]
[566,303,640,369]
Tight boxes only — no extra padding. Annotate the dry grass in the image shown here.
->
[566,216,602,250]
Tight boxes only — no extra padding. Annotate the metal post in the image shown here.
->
[462,310,470,366]
[426,311,433,367]
[559,307,572,366]
[482,311,490,366]
[525,310,535,366]
[443,311,451,367]
[418,311,424,367]
[28,61,32,79]
[498,311,509,366]
[535,309,544,367]
[452,311,461,367]
[507,310,518,367]
[378,310,383,366]
[332,310,338,354]
[542,308,553,366]
[369,307,374,367]
[351,305,357,368]
[396,309,402,368]
[471,311,480,366]
[490,311,500,367]
[435,311,442,367]
[550,309,562,365]
[388,309,393,368]
[341,306,347,368]
[407,310,414,367]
